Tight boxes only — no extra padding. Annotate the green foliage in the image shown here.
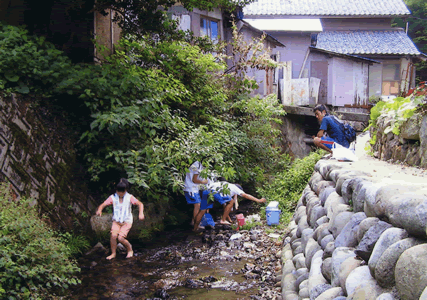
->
[0,21,287,229]
[367,96,422,136]
[0,183,80,300]
[257,151,323,225]
[0,23,72,95]
[233,221,263,231]
[57,232,91,256]
[368,95,382,106]
[52,30,285,200]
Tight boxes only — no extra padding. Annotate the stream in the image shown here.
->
[70,204,283,300]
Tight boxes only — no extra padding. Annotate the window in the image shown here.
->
[382,63,400,96]
[200,17,219,42]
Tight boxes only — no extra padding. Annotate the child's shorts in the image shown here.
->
[111,221,132,238]
[320,136,337,149]
[213,193,232,205]
[200,190,213,210]
[184,191,202,204]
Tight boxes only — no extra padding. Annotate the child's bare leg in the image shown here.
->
[193,209,207,232]
[118,236,133,258]
[107,234,118,260]
[191,203,201,225]
[220,200,234,225]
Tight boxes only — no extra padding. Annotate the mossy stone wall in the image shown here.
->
[0,94,97,231]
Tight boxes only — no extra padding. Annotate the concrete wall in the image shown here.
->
[280,159,427,299]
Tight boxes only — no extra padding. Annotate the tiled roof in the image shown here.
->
[243,0,411,17]
[315,30,421,55]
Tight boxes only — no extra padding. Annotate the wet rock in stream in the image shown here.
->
[74,215,282,299]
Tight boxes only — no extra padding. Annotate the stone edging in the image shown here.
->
[280,159,427,300]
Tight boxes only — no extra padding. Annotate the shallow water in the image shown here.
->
[70,228,261,299]
[71,201,278,300]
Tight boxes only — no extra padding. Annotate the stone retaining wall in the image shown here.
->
[370,113,427,168]
[0,94,97,230]
[280,160,427,300]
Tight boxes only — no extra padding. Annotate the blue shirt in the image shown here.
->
[320,115,349,148]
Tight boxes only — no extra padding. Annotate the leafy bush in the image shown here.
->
[0,183,80,300]
[257,151,323,224]
[366,95,424,148]
[0,24,72,95]
[0,23,286,227]
[53,33,284,200]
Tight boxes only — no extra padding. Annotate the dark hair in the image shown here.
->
[313,104,328,115]
[119,178,130,189]
[217,176,227,182]
[116,181,127,192]
[235,184,244,192]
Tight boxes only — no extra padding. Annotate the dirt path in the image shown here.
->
[340,131,427,186]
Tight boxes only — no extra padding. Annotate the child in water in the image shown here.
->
[96,179,145,259]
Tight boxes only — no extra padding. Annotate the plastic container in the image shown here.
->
[236,214,245,230]
[266,201,281,225]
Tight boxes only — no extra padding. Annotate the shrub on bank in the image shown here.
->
[0,23,72,95]
[0,183,80,300]
[257,150,323,224]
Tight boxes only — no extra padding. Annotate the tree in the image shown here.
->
[0,0,285,230]
[394,0,427,82]
[94,0,254,40]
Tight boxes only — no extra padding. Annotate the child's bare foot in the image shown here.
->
[126,251,134,258]
[106,254,116,260]
[219,220,231,225]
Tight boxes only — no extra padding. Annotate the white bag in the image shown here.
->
[332,142,358,162]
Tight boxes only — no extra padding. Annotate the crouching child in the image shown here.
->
[96,180,145,260]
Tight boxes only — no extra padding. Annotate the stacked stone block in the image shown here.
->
[0,94,97,230]
[281,160,427,300]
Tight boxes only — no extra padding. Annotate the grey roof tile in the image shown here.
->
[315,30,421,55]
[243,0,411,17]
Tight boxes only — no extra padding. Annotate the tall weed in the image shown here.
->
[257,151,322,225]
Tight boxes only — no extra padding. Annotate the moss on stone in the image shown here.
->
[10,161,31,187]
[8,122,32,153]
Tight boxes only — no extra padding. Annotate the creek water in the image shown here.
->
[70,203,281,300]
[71,230,258,299]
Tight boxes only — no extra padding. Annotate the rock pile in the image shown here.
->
[281,159,427,300]
[146,226,283,299]
[77,220,284,299]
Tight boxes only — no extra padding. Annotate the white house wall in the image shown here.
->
[265,32,312,79]
[331,57,354,106]
[307,51,330,105]
[369,63,383,98]
[353,61,369,105]
[321,18,393,31]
